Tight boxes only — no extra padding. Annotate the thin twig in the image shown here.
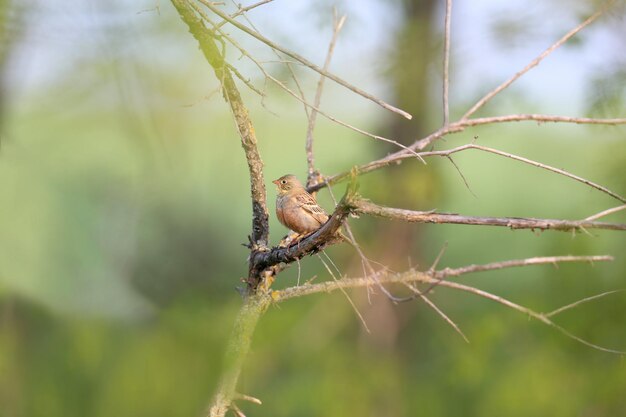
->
[318,254,371,333]
[275,255,623,354]
[409,114,626,162]
[226,0,274,23]
[420,143,626,203]
[230,402,246,417]
[310,113,626,192]
[353,199,626,232]
[445,155,476,197]
[545,290,625,318]
[407,283,469,343]
[276,256,613,301]
[327,182,409,303]
[225,62,265,96]
[198,0,413,119]
[460,114,626,126]
[431,255,613,278]
[585,205,626,221]
[442,0,452,126]
[202,16,426,164]
[233,393,262,405]
[461,3,612,119]
[306,9,346,182]
[231,0,311,121]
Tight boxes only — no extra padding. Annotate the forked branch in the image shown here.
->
[311,114,626,192]
[197,0,413,119]
[461,1,614,119]
[274,255,624,354]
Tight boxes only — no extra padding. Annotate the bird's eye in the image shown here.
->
[281,180,287,184]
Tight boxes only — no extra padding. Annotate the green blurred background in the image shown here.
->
[0,1,625,416]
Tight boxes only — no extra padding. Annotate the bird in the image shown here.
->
[273,174,329,236]
[273,174,359,250]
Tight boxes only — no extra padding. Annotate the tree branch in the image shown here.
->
[306,10,346,185]
[309,114,626,192]
[249,180,358,284]
[275,256,613,301]
[197,0,413,119]
[172,0,270,247]
[199,12,426,165]
[420,143,626,203]
[461,2,613,119]
[208,293,271,417]
[353,199,626,232]
[585,204,626,221]
[274,255,624,354]
[220,0,275,26]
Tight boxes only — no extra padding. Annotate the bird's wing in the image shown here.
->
[295,192,329,224]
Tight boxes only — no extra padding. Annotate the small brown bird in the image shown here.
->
[273,174,329,235]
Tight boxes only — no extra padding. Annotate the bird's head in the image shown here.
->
[272,174,303,194]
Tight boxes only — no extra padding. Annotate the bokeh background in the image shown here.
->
[0,0,625,416]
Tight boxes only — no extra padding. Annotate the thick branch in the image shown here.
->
[249,184,357,280]
[353,199,626,232]
[172,0,269,247]
[208,293,271,417]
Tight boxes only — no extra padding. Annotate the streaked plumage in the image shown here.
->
[273,174,329,234]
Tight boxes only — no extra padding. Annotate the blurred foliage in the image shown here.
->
[0,1,625,417]
[587,68,626,118]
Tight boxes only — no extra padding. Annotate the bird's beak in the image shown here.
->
[272,179,279,186]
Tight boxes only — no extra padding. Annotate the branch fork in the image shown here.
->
[248,178,359,291]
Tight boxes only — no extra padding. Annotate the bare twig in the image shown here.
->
[197,0,413,119]
[276,256,613,302]
[318,253,370,333]
[227,0,274,22]
[421,143,626,203]
[353,199,626,232]
[408,284,469,343]
[458,114,626,127]
[233,393,262,405]
[431,255,613,278]
[306,10,346,183]
[585,205,626,221]
[225,62,265,96]
[445,155,476,197]
[442,0,452,126]
[410,114,626,162]
[201,15,426,165]
[274,255,623,354]
[546,290,625,318]
[230,0,311,121]
[230,402,246,417]
[310,113,626,193]
[461,3,612,119]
